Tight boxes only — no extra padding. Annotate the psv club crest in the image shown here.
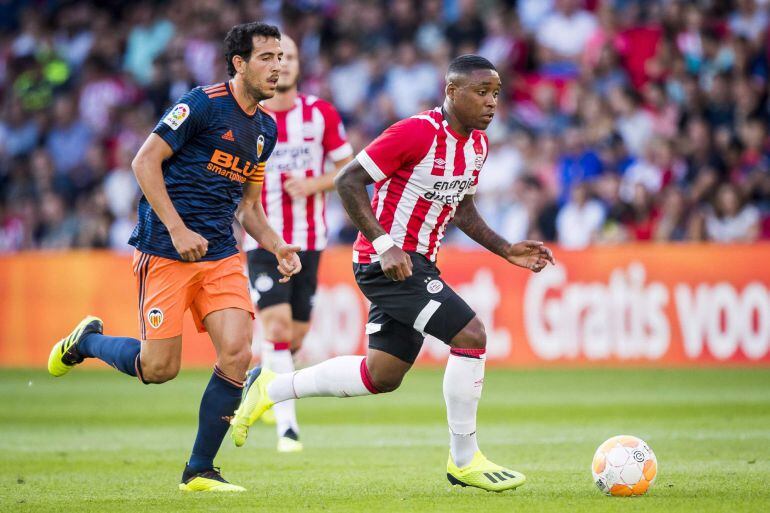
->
[257,134,265,158]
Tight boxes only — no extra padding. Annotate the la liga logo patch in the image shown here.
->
[147,307,164,329]
[162,103,190,130]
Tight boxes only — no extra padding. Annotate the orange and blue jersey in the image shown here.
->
[129,82,278,261]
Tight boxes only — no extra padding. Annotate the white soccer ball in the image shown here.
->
[592,435,657,496]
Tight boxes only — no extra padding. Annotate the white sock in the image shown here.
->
[267,355,379,403]
[444,348,486,468]
[263,340,299,436]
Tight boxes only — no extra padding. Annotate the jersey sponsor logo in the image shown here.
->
[207,149,262,183]
[221,130,235,141]
[423,177,474,205]
[147,307,164,329]
[163,103,190,130]
[426,279,444,294]
[266,145,314,173]
[257,134,265,158]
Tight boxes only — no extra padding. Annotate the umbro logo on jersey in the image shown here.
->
[433,158,446,169]
[221,130,235,141]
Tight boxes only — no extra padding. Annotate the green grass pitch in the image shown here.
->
[1,367,769,512]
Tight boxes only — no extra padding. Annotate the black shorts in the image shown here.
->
[246,248,321,322]
[353,253,476,364]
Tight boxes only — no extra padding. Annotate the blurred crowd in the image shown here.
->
[1,0,770,253]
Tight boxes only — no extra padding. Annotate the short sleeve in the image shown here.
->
[153,88,209,153]
[465,131,489,195]
[356,117,435,182]
[316,100,353,162]
[259,124,278,164]
[249,117,278,184]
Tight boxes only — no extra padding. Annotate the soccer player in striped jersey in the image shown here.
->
[47,23,301,492]
[231,55,554,492]
[242,35,353,453]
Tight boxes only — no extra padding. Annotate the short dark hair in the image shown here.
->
[223,22,281,77]
[446,54,496,79]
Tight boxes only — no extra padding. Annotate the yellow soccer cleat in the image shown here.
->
[231,367,276,447]
[178,465,245,492]
[260,407,276,426]
[47,316,103,377]
[446,451,526,492]
[277,428,303,453]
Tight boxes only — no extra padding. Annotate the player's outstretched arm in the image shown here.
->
[452,195,554,273]
[334,160,413,281]
[132,134,209,261]
[238,181,301,283]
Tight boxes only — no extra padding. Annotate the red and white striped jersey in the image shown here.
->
[353,107,488,264]
[243,94,352,252]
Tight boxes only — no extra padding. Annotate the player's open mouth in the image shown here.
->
[482,113,494,121]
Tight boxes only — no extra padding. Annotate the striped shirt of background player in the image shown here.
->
[353,107,488,264]
[243,94,352,252]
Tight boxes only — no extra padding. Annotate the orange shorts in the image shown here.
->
[132,250,254,340]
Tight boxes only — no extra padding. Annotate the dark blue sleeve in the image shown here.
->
[260,130,277,164]
[152,88,209,153]
[249,122,277,185]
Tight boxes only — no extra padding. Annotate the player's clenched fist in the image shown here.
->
[283,176,316,199]
[380,245,413,281]
[275,242,302,283]
[170,225,209,262]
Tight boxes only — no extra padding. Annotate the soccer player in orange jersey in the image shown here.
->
[48,23,301,492]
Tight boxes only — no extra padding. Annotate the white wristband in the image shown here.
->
[372,234,395,255]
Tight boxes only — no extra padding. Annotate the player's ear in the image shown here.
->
[446,81,456,101]
[232,54,245,75]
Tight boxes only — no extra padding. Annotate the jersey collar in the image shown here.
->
[438,107,471,141]
[226,80,259,118]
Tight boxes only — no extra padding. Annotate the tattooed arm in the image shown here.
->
[334,159,413,281]
[452,195,510,257]
[453,195,555,272]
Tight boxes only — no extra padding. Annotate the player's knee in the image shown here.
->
[451,317,486,350]
[368,368,405,393]
[264,318,292,342]
[141,360,180,384]
[219,342,253,371]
